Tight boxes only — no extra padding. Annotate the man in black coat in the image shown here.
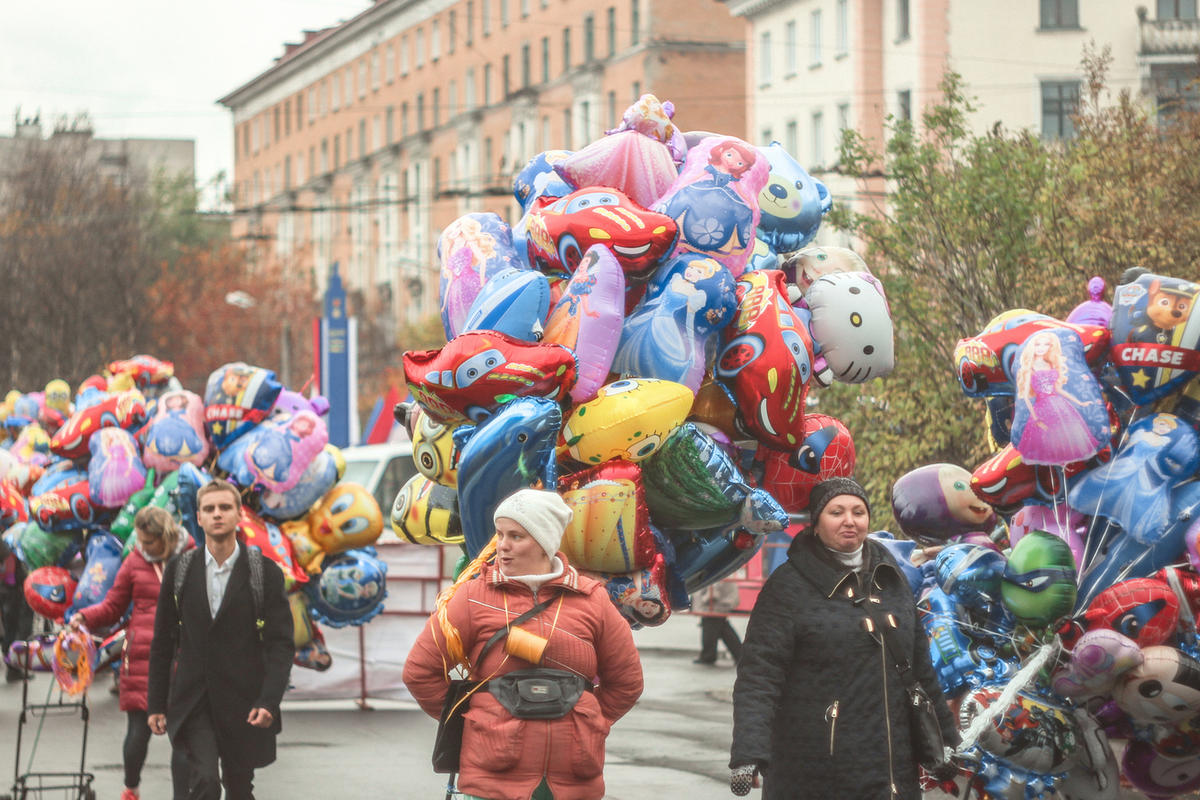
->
[147,479,293,800]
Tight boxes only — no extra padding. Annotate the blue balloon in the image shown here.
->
[668,525,762,594]
[753,141,831,254]
[174,463,212,548]
[30,459,77,497]
[259,448,340,521]
[513,150,574,210]
[215,432,257,488]
[66,530,125,620]
[455,397,561,558]
[304,547,387,627]
[462,267,551,342]
[868,532,926,598]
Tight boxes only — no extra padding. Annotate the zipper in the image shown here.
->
[879,610,897,797]
[825,700,839,756]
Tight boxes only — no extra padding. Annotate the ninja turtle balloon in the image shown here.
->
[1001,530,1077,628]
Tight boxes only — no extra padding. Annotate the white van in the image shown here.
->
[340,443,417,527]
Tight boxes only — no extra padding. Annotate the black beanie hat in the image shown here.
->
[808,477,871,523]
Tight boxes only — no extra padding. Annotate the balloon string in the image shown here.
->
[956,641,1058,755]
[1077,415,1139,577]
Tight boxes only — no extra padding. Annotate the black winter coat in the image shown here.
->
[730,533,957,800]
[147,544,294,770]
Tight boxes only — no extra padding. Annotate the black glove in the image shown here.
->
[730,764,760,796]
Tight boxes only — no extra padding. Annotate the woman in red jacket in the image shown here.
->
[70,506,190,800]
[404,489,645,800]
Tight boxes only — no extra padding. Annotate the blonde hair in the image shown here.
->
[133,506,181,554]
[1016,331,1066,399]
[431,536,499,674]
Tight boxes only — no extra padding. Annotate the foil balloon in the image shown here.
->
[959,685,1082,775]
[462,267,552,342]
[715,269,813,449]
[7,635,58,672]
[1000,530,1077,629]
[1065,276,1113,328]
[272,389,330,417]
[542,245,626,404]
[215,432,257,489]
[410,408,460,488]
[1068,413,1199,545]
[654,135,769,278]
[803,272,894,385]
[174,463,211,546]
[24,565,78,622]
[304,548,387,627]
[1114,646,1200,724]
[513,150,574,210]
[557,461,654,573]
[1050,629,1143,698]
[390,474,463,546]
[892,463,996,545]
[606,93,686,159]
[30,470,95,530]
[524,187,678,281]
[554,128,678,209]
[106,355,174,389]
[0,448,42,494]
[1076,577,1181,648]
[581,553,672,628]
[919,587,991,696]
[259,445,344,521]
[43,379,71,417]
[1009,328,1108,465]
[50,390,146,459]
[953,310,1110,398]
[282,482,384,572]
[1008,503,1088,568]
[402,330,577,425]
[1121,739,1200,799]
[109,469,156,542]
[612,254,737,392]
[203,363,282,448]
[87,427,146,508]
[670,525,763,594]
[559,379,693,466]
[935,544,1007,611]
[641,423,755,530]
[65,531,124,618]
[784,245,870,295]
[969,443,1082,515]
[289,592,315,649]
[12,423,51,467]
[456,397,561,558]
[239,507,308,590]
[756,413,856,513]
[141,389,209,472]
[0,480,29,529]
[687,380,740,441]
[1109,272,1200,404]
[8,521,72,570]
[438,212,527,340]
[243,410,329,494]
[752,142,831,257]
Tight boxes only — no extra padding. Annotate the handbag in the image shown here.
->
[487,668,591,720]
[430,595,555,775]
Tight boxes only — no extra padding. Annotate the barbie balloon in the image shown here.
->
[557,461,655,573]
[1114,646,1200,724]
[462,267,552,342]
[390,474,463,546]
[142,390,209,472]
[51,390,146,459]
[715,270,813,449]
[1109,272,1200,404]
[1000,530,1077,628]
[612,254,737,392]
[438,212,527,340]
[87,427,146,508]
[756,413,856,513]
[304,548,387,627]
[524,187,678,281]
[804,271,895,385]
[559,379,693,465]
[403,330,577,425]
[752,142,831,257]
[542,245,626,404]
[555,129,678,209]
[456,397,561,558]
[654,136,769,278]
[892,463,996,545]
[1009,329,1108,465]
[1050,629,1143,698]
[243,410,329,494]
[203,363,282,448]
[1066,276,1113,328]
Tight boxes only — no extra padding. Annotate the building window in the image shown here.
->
[332,76,341,111]
[359,61,368,99]
[321,139,329,172]
[1041,80,1079,138]
[784,20,797,75]
[433,87,441,127]
[541,37,551,82]
[448,80,457,117]
[284,100,291,136]
[608,90,617,129]
[401,36,410,75]
[811,111,824,167]
[431,19,441,61]
[501,0,510,27]
[402,102,409,136]
[542,115,551,150]
[584,14,595,61]
[1154,64,1200,119]
[484,63,493,105]
[308,145,315,178]
[449,10,458,53]
[897,0,910,41]
[1039,0,1079,28]
[761,127,772,146]
[503,54,511,96]
[467,1,475,44]
[522,42,531,87]
[581,100,592,141]
[631,0,640,45]
[759,31,772,86]
[836,0,848,55]
[785,119,798,156]
[607,7,617,55]
[466,68,477,109]
[484,137,494,182]
[482,0,491,35]
[837,101,850,133]
[522,0,530,17]
[386,106,395,144]
[897,89,912,121]
[359,120,368,157]
[632,80,641,101]
[308,88,316,122]
[333,134,341,169]
[417,93,426,130]
[1157,0,1198,18]
[810,10,822,67]
[273,107,280,143]
[322,80,330,115]
[563,107,573,149]
[416,29,426,67]
[563,27,572,74]
[297,94,304,130]
[385,45,395,83]
[372,50,381,90]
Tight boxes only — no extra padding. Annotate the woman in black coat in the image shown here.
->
[729,478,957,799]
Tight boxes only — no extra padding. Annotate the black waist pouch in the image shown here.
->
[488,668,591,720]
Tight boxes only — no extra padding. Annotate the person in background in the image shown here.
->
[404,488,644,800]
[70,507,192,800]
[0,538,32,683]
[729,477,957,799]
[690,578,742,665]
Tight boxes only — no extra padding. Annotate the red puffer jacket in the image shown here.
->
[75,540,190,711]
[404,553,644,800]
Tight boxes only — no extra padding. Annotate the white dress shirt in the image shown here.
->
[204,543,240,619]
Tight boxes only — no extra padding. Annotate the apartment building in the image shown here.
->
[219,0,747,331]
[731,0,1200,236]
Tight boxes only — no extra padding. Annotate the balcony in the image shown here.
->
[1138,9,1200,56]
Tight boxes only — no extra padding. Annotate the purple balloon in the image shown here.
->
[1065,276,1113,327]
[1122,739,1200,799]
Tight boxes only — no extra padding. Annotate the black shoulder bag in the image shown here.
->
[431,594,555,777]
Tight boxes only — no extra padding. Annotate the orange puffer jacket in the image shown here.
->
[403,554,644,800]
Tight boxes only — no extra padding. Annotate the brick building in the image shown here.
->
[219,0,747,343]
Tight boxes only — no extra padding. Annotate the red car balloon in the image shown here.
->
[970,443,1093,514]
[0,480,28,529]
[50,391,146,459]
[715,270,813,449]
[403,330,578,425]
[524,187,678,282]
[107,355,175,389]
[30,475,96,530]
[953,310,1110,397]
[756,413,856,513]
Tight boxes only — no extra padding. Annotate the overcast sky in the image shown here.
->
[0,0,371,207]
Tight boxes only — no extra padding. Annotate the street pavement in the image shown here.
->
[0,615,1153,799]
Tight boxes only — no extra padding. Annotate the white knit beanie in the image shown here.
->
[493,489,574,561]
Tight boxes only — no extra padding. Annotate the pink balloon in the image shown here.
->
[1051,628,1143,698]
[542,245,625,404]
[555,130,679,209]
[1009,503,1087,567]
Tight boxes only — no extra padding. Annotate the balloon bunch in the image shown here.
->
[395,92,894,626]
[0,356,389,676]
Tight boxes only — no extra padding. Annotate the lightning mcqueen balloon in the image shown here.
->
[403,330,578,425]
[50,390,146,460]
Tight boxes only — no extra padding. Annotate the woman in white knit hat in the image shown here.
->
[404,488,645,800]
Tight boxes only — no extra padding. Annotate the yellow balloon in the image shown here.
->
[284,482,384,571]
[411,408,460,487]
[560,379,694,464]
[288,592,314,648]
[44,380,71,415]
[390,474,463,546]
[560,470,649,573]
